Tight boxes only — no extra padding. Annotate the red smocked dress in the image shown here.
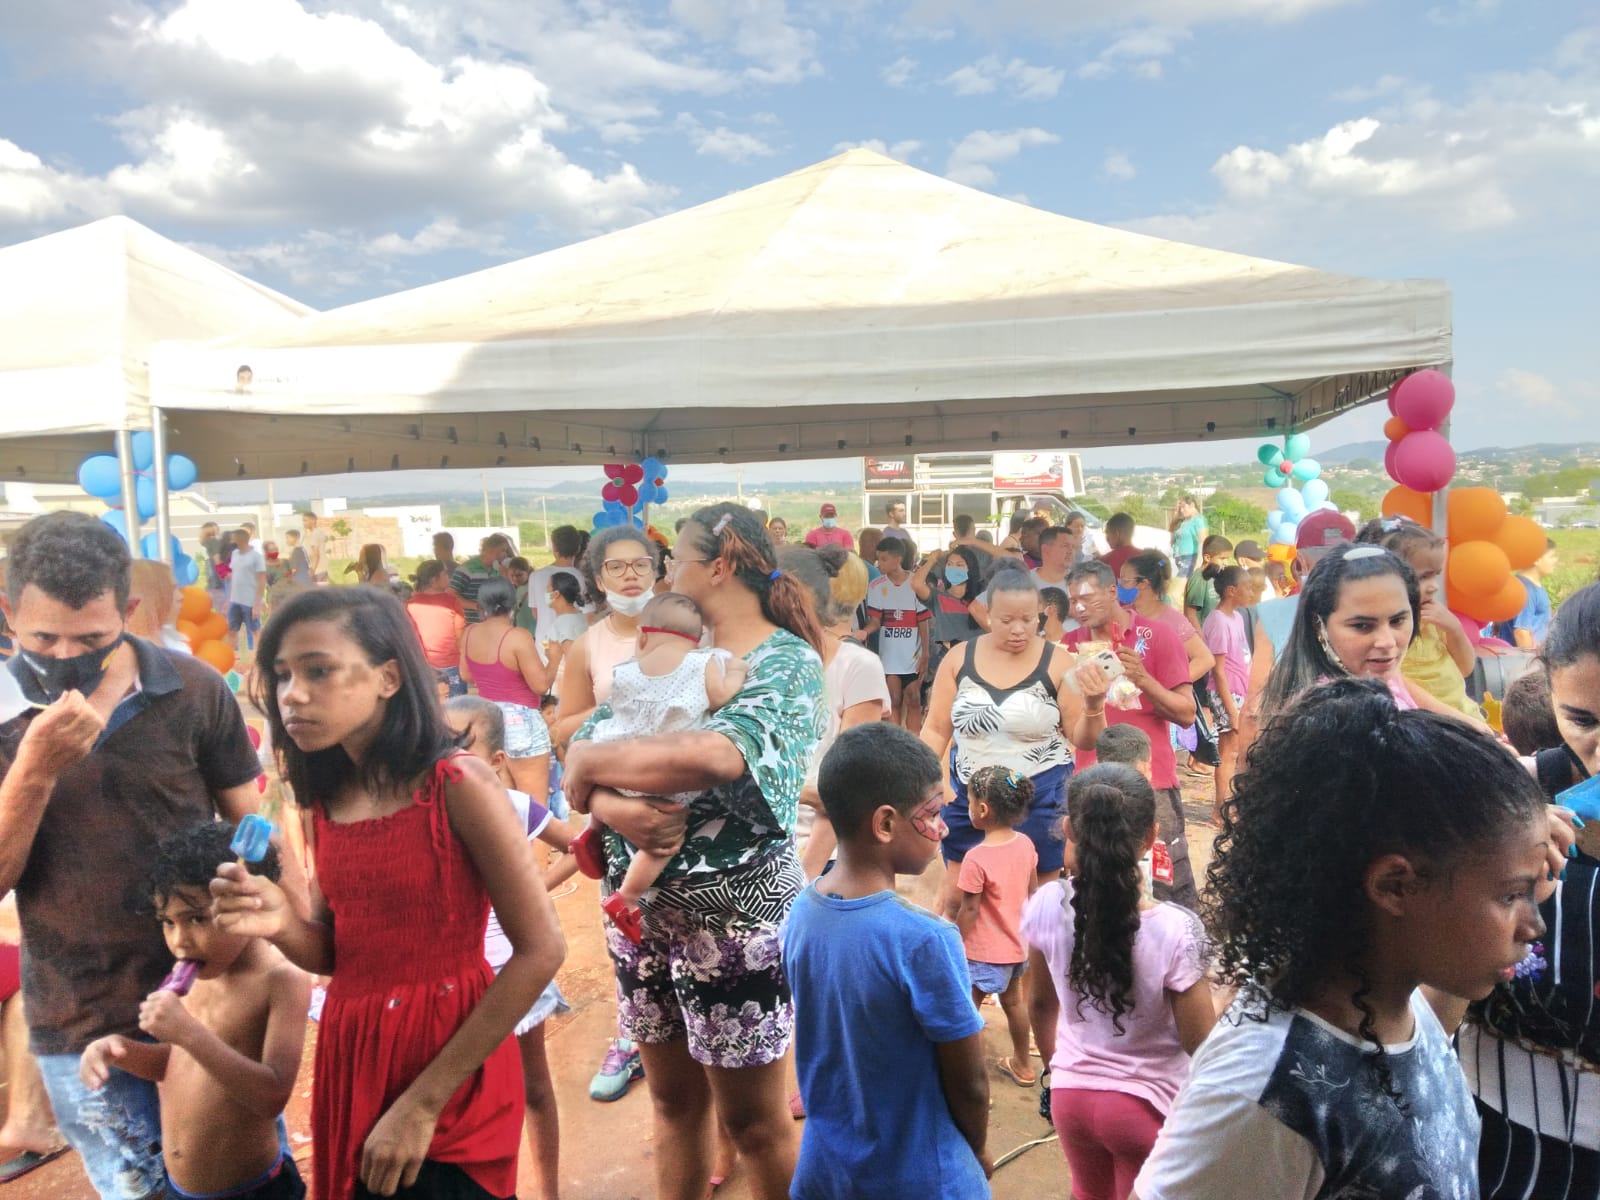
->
[310,755,522,1200]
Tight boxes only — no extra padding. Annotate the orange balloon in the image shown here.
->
[1447,540,1511,598]
[1478,576,1530,624]
[197,612,228,643]
[1381,485,1433,526]
[175,619,201,644]
[1493,515,1547,571]
[1383,416,1410,442]
[1445,488,1507,545]
[178,586,212,625]
[194,639,236,675]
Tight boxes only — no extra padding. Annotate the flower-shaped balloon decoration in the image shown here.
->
[76,431,202,585]
[593,458,669,531]
[1254,431,1333,548]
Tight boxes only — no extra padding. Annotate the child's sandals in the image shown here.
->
[997,1056,1038,1087]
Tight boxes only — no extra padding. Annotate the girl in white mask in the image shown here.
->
[552,528,660,746]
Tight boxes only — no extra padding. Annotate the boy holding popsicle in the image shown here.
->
[79,818,310,1200]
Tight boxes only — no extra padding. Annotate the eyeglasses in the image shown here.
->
[602,557,655,579]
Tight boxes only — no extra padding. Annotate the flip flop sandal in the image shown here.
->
[0,1145,71,1183]
[997,1056,1038,1087]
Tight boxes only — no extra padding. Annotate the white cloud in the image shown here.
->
[943,54,1065,100]
[668,0,819,84]
[1101,150,1137,181]
[832,138,924,162]
[881,55,917,87]
[1331,73,1409,104]
[900,0,1357,36]
[0,0,670,242]
[1076,25,1187,80]
[1496,369,1575,417]
[945,127,1060,188]
[1125,36,1600,256]
[696,126,777,160]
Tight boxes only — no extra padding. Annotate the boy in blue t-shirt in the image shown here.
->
[782,723,991,1200]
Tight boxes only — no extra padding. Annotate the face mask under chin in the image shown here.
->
[605,590,653,618]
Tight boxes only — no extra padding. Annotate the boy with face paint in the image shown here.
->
[783,723,992,1197]
[0,512,269,1200]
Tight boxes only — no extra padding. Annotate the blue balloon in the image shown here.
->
[78,454,122,499]
[1266,510,1284,532]
[653,486,668,505]
[1263,468,1286,488]
[167,454,198,490]
[592,510,618,529]
[603,498,627,516]
[640,456,665,483]
[1321,501,1339,512]
[175,555,199,586]
[1291,457,1322,482]
[100,509,128,540]
[1302,478,1331,507]
[1278,487,1307,518]
[1271,522,1298,547]
[135,475,158,520]
[141,532,183,559]
[130,431,155,472]
[1285,433,1312,461]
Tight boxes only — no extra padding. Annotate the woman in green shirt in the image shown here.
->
[564,503,826,1200]
[1170,496,1208,580]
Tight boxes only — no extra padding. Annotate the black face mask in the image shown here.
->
[18,634,125,702]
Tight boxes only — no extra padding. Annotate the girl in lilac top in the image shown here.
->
[1022,764,1213,1200]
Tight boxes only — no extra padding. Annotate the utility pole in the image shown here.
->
[540,496,550,548]
[481,471,490,528]
[500,489,508,529]
[736,466,743,504]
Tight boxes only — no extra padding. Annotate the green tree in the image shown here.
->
[1508,495,1534,516]
[1204,493,1267,537]
[330,518,351,538]
[1119,494,1164,527]
[1329,489,1368,521]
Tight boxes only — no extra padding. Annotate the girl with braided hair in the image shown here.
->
[1022,764,1211,1200]
[1135,679,1558,1200]
[562,502,824,1200]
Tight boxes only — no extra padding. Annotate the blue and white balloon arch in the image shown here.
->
[76,431,201,584]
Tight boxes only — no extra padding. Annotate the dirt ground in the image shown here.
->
[2,777,1222,1199]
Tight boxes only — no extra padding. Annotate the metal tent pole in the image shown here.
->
[151,408,172,564]
[115,430,144,558]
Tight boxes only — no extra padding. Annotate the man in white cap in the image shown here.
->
[805,503,856,551]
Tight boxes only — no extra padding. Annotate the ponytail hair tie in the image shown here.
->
[769,569,782,581]
[711,514,733,536]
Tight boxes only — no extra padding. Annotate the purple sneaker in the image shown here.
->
[589,1037,643,1102]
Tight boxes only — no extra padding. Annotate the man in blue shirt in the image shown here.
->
[783,723,991,1199]
[1497,538,1558,648]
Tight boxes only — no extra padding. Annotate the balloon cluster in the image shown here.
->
[1381,486,1547,624]
[174,584,237,675]
[593,457,669,530]
[1382,370,1457,497]
[1257,433,1335,548]
[77,432,202,584]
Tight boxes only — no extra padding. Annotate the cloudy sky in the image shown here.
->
[1,0,1595,483]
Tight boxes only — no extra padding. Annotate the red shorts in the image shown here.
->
[0,942,20,1003]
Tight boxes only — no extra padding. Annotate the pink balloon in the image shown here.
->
[1384,439,1401,481]
[1387,378,1402,416]
[1392,369,1455,432]
[1392,430,1456,493]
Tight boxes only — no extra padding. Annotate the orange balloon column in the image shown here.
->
[1445,488,1508,544]
[1447,541,1512,599]
[1381,485,1433,526]
[1493,516,1547,571]
[178,586,212,625]
[194,640,236,675]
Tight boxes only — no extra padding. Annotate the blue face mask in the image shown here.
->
[1116,583,1140,606]
[821,518,837,529]
[944,565,969,587]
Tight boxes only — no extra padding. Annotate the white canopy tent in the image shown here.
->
[126,148,1444,481]
[0,216,311,481]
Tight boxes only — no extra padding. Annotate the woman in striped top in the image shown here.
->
[1458,582,1600,1199]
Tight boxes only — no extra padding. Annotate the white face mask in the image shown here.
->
[605,589,652,618]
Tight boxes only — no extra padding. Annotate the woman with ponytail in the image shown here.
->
[562,502,825,1200]
[1021,764,1213,1200]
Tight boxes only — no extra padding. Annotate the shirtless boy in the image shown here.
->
[80,822,310,1200]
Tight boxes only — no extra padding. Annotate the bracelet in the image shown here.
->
[1084,705,1105,717]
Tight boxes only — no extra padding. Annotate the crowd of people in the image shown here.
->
[0,485,1594,1200]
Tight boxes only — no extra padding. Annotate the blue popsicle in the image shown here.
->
[230,814,274,864]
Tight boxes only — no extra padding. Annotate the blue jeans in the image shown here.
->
[37,1050,164,1200]
[436,666,468,697]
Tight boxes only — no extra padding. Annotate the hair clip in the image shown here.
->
[1344,545,1388,561]
[711,514,732,536]
[1379,517,1404,533]
[1006,770,1022,787]
[769,569,782,581]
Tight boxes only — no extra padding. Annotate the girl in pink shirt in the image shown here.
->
[1022,764,1215,1200]
[950,767,1040,1087]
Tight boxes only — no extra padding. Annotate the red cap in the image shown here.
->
[1295,509,1356,551]
[820,503,838,518]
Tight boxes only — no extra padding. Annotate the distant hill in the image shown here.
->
[1304,442,1600,466]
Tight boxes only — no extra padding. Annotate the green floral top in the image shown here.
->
[576,628,824,880]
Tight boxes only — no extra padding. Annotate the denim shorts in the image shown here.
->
[494,702,551,759]
[436,666,468,698]
[968,959,1027,996]
[37,1048,164,1200]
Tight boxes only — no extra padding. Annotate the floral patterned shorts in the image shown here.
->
[605,851,802,1069]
